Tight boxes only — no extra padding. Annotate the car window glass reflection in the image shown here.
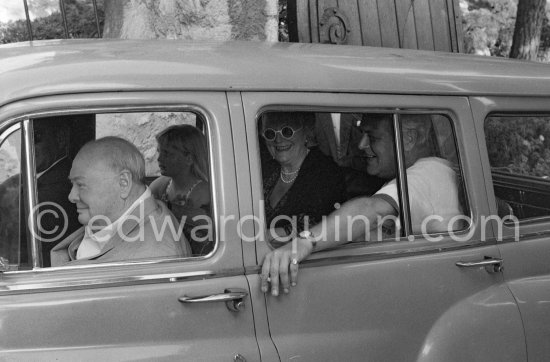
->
[27,111,213,268]
[0,128,22,270]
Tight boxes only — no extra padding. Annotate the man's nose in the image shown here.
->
[358,134,370,151]
[68,184,78,203]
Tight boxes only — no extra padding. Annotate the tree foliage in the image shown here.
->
[486,117,550,177]
[462,0,517,56]
[0,0,104,44]
[462,0,550,61]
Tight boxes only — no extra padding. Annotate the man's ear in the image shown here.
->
[403,129,418,152]
[119,170,133,199]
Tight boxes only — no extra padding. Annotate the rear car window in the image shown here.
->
[484,115,550,221]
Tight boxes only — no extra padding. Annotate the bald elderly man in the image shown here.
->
[51,136,191,266]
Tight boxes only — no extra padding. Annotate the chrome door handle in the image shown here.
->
[179,288,248,312]
[456,258,503,273]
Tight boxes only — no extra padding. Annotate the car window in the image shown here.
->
[484,115,550,221]
[400,113,468,236]
[0,126,24,270]
[258,111,469,247]
[24,110,213,268]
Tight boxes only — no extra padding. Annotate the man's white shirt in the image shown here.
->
[76,187,151,259]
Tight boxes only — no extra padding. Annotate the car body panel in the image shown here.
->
[260,248,524,362]
[0,40,549,360]
[471,95,550,362]
[242,91,526,361]
[498,240,550,362]
[228,91,281,361]
[418,282,525,362]
[0,91,262,361]
[1,40,550,109]
[0,276,258,361]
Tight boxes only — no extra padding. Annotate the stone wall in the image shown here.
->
[103,0,278,41]
[98,0,278,174]
[97,112,196,175]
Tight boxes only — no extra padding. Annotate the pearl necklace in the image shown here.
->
[280,167,300,183]
[279,149,309,184]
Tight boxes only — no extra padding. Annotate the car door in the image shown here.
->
[472,96,550,362]
[241,92,526,362]
[0,92,260,361]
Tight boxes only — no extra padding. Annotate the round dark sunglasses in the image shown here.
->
[262,126,303,141]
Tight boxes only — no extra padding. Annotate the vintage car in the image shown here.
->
[0,39,549,361]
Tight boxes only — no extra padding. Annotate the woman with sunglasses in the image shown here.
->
[261,112,346,246]
[150,124,213,256]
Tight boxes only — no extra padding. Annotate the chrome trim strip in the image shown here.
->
[11,104,222,269]
[22,119,41,268]
[179,289,248,303]
[251,107,475,238]
[497,229,550,244]
[24,105,213,123]
[19,256,196,273]
[246,240,495,275]
[0,270,216,294]
[456,258,502,268]
[202,102,221,259]
[510,216,550,227]
[0,123,20,146]
[393,113,412,235]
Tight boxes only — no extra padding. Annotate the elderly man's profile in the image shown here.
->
[51,136,191,266]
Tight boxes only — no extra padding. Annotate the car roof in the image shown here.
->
[1,39,550,107]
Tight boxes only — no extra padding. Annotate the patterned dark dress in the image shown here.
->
[263,148,347,237]
[160,179,213,256]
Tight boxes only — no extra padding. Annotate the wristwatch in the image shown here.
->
[298,230,317,251]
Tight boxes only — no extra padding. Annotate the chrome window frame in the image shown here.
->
[254,106,473,247]
[4,104,220,274]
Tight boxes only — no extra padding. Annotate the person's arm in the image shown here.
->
[149,176,169,199]
[260,195,396,296]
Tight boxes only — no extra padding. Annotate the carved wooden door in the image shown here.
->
[288,0,463,52]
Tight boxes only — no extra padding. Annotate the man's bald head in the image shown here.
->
[68,137,146,226]
[75,136,146,186]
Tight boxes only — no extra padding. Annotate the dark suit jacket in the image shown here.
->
[50,195,191,266]
[0,157,79,267]
[37,157,80,267]
[314,113,386,198]
[314,113,366,170]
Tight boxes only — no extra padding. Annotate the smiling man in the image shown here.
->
[51,136,191,266]
[260,113,464,296]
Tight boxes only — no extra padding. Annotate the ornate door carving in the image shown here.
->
[288,0,463,52]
